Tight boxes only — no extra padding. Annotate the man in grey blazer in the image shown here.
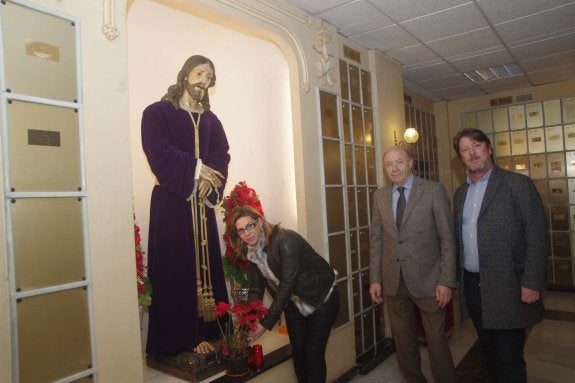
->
[369,146,457,383]
[452,128,548,383]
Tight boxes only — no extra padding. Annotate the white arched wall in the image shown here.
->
[128,0,297,253]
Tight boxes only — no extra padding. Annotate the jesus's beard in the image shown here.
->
[185,82,206,103]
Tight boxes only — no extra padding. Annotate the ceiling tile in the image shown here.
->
[400,2,488,42]
[527,63,575,85]
[403,80,443,102]
[449,49,514,72]
[317,1,393,36]
[520,50,575,72]
[510,32,575,61]
[418,74,473,91]
[285,0,575,101]
[494,4,575,45]
[477,0,575,24]
[403,62,458,82]
[427,28,501,58]
[476,75,531,92]
[385,44,441,66]
[351,24,419,51]
[433,84,487,100]
[285,0,351,15]
[369,0,470,22]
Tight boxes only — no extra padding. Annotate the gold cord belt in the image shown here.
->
[189,110,216,322]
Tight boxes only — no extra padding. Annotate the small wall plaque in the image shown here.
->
[28,129,61,147]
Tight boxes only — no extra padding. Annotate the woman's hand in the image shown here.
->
[249,322,266,343]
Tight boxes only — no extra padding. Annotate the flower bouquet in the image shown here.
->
[135,214,152,306]
[221,181,265,288]
[215,299,268,359]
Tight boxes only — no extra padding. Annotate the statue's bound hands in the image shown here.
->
[200,164,224,189]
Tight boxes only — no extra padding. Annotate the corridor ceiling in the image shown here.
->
[286,0,575,101]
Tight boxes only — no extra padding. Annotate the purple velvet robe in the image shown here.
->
[141,100,230,359]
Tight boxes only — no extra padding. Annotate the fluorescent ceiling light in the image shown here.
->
[464,63,522,83]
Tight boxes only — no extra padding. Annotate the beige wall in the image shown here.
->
[369,50,405,185]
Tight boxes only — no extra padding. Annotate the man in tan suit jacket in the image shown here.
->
[369,147,457,383]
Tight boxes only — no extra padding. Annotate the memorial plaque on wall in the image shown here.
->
[511,130,527,155]
[569,179,575,203]
[7,101,81,192]
[2,1,78,101]
[526,102,543,128]
[494,132,511,157]
[512,155,529,176]
[554,259,573,284]
[567,151,575,177]
[477,110,493,133]
[534,179,548,203]
[529,154,547,179]
[545,126,564,152]
[551,206,569,231]
[12,198,85,290]
[549,179,567,205]
[564,125,575,150]
[527,128,545,153]
[547,152,565,178]
[544,99,562,126]
[495,157,511,171]
[493,108,509,132]
[563,96,575,124]
[509,105,526,130]
[552,232,571,257]
[462,113,477,129]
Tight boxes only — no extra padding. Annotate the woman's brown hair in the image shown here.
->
[227,205,278,260]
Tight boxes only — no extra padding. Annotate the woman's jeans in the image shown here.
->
[284,289,339,383]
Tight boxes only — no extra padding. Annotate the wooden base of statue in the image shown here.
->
[146,350,220,383]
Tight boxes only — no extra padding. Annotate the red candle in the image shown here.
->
[252,344,263,371]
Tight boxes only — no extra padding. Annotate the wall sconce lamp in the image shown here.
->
[394,128,420,153]
[403,127,419,144]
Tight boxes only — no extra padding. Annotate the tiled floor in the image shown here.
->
[349,290,575,383]
[143,291,575,383]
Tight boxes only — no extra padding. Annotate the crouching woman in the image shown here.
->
[228,205,339,383]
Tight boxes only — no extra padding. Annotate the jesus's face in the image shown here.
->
[185,62,214,102]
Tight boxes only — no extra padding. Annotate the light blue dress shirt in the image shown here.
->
[392,175,414,224]
[461,169,492,273]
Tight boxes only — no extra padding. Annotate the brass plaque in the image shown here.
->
[549,179,567,205]
[25,39,60,61]
[17,288,91,382]
[548,152,566,178]
[550,206,569,231]
[527,128,545,153]
[512,155,529,176]
[545,126,564,152]
[8,101,80,192]
[553,259,573,284]
[529,154,547,179]
[494,132,511,157]
[2,1,77,100]
[27,129,61,147]
[526,102,543,128]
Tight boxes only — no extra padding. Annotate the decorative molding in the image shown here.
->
[216,0,310,92]
[313,21,335,87]
[102,0,120,41]
[255,0,312,26]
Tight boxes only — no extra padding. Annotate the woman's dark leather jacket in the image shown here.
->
[247,226,336,330]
